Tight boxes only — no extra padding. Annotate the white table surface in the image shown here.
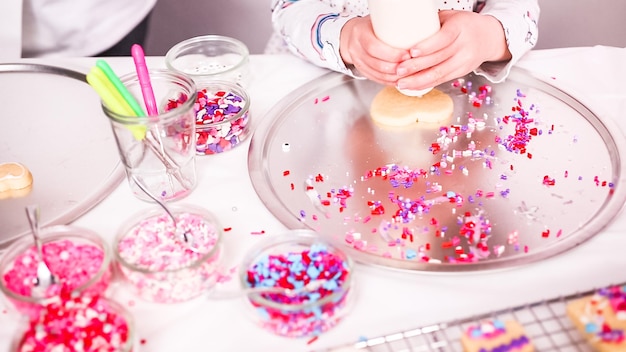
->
[1,46,626,352]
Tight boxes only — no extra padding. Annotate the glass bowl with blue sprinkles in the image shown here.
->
[239,229,354,338]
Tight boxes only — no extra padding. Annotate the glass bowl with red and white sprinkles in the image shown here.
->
[0,225,113,319]
[13,292,135,352]
[239,230,354,339]
[114,204,223,303]
[190,81,251,155]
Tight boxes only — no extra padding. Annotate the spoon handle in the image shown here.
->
[25,205,43,255]
[131,175,177,226]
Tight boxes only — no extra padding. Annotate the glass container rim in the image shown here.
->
[165,34,250,77]
[101,69,197,125]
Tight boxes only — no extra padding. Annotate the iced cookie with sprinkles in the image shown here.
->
[567,285,626,351]
[461,319,534,352]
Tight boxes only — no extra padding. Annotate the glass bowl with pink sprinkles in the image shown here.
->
[0,225,113,319]
[114,204,223,303]
[12,293,135,352]
[239,230,354,339]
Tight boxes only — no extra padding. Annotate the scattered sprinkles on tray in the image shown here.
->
[278,77,617,265]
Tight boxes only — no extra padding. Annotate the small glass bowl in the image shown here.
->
[239,229,354,338]
[114,204,223,303]
[193,80,251,155]
[0,225,113,319]
[12,296,135,352]
[165,34,250,88]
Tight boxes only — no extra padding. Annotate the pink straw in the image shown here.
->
[131,44,158,116]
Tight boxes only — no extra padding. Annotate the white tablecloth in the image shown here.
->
[1,46,626,352]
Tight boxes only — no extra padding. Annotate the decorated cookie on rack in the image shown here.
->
[461,319,534,352]
[567,285,626,351]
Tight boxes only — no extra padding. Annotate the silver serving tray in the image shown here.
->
[249,68,626,272]
[0,63,124,250]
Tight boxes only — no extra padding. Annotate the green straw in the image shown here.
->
[96,59,146,117]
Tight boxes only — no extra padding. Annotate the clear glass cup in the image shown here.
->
[239,229,354,338]
[114,204,223,303]
[102,69,198,202]
[193,80,251,155]
[0,225,113,319]
[12,296,135,352]
[165,35,250,88]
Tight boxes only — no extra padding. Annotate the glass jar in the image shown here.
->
[192,80,251,155]
[0,225,113,319]
[114,204,223,303]
[165,35,250,88]
[103,69,198,202]
[239,229,354,338]
[12,295,135,352]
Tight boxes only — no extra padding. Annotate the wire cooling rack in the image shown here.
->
[323,283,626,352]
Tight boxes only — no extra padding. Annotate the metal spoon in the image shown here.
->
[131,175,200,253]
[208,279,328,300]
[25,205,57,297]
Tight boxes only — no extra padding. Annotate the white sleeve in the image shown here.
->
[474,0,540,82]
[270,0,362,76]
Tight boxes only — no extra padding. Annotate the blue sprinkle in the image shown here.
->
[323,280,339,291]
[405,249,417,259]
[256,307,270,320]
[306,266,320,279]
[585,322,598,334]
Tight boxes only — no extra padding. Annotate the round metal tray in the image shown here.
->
[0,63,124,251]
[248,68,626,272]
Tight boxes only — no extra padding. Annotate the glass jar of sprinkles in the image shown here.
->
[191,80,251,155]
[0,225,113,319]
[165,34,250,88]
[12,295,135,352]
[114,204,223,303]
[239,230,354,338]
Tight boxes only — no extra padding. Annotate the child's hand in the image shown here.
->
[339,16,409,86]
[395,10,511,91]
